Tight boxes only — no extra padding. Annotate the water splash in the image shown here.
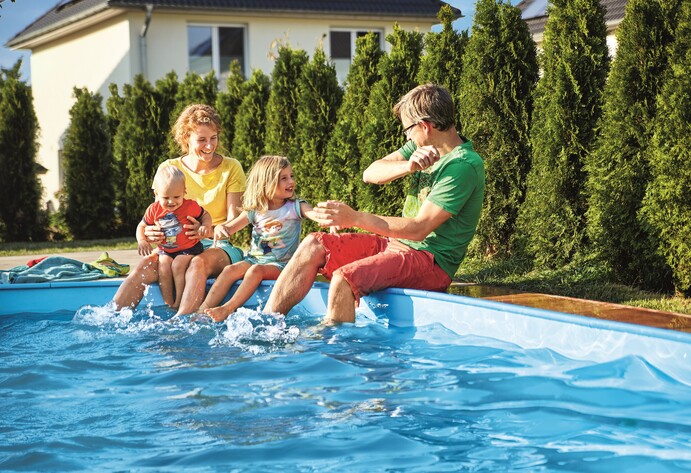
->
[210,307,299,353]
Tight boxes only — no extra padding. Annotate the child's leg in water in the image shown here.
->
[206,264,281,322]
[171,254,194,309]
[158,254,175,307]
[198,261,252,313]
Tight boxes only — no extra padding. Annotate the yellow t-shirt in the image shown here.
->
[159,156,246,226]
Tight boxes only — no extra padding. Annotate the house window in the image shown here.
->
[188,25,245,81]
[330,29,382,83]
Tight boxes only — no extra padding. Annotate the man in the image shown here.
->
[264,83,485,323]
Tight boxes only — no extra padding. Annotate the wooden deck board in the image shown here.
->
[449,283,691,333]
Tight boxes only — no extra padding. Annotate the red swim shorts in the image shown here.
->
[313,232,452,305]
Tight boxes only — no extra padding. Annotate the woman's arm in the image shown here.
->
[226,191,243,220]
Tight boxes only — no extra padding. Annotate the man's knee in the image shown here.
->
[297,233,326,260]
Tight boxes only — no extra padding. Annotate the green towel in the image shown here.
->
[88,252,130,277]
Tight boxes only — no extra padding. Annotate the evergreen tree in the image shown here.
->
[105,83,124,143]
[228,69,270,247]
[154,71,179,152]
[358,25,424,216]
[417,4,468,115]
[0,61,44,241]
[458,0,538,257]
[264,46,308,156]
[106,83,128,234]
[216,60,245,154]
[113,75,168,231]
[640,0,691,295]
[514,0,609,268]
[231,69,271,172]
[585,0,681,289]
[325,32,382,207]
[61,87,114,239]
[295,47,343,206]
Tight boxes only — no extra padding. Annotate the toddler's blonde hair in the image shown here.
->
[171,104,222,153]
[242,155,292,213]
[152,165,185,194]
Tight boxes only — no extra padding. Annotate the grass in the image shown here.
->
[0,238,136,256]
[455,254,691,316]
[2,238,689,316]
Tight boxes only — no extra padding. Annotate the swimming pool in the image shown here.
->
[1,281,691,471]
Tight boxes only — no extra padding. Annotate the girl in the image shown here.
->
[199,155,320,322]
[113,104,246,314]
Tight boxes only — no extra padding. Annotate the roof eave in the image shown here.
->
[6,4,121,50]
[7,5,443,50]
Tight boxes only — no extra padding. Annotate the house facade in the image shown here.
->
[7,0,455,211]
[517,0,628,55]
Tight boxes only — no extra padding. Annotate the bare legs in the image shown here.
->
[325,272,357,324]
[199,261,251,312]
[175,247,229,316]
[112,254,159,310]
[157,255,175,307]
[203,263,281,322]
[264,234,327,316]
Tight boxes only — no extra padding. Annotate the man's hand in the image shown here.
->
[313,200,359,229]
[407,145,440,173]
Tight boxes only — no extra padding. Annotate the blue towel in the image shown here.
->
[0,256,106,284]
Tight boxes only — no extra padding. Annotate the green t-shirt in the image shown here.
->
[398,139,485,278]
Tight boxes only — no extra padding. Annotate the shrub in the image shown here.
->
[61,87,114,239]
[585,0,682,289]
[458,0,538,258]
[514,0,609,268]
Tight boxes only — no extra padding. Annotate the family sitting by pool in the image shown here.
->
[112,83,486,324]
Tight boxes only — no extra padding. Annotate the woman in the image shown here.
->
[112,104,246,315]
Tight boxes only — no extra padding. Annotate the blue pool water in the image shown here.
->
[2,302,691,472]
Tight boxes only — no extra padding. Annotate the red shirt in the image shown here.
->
[143,200,205,253]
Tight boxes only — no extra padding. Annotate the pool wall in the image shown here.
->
[2,279,690,383]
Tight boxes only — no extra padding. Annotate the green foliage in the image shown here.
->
[418,4,468,115]
[264,46,309,156]
[294,47,343,235]
[154,71,179,157]
[585,0,681,289]
[294,47,343,204]
[458,0,538,258]
[112,75,170,232]
[514,0,609,268]
[60,88,114,239]
[216,61,245,154]
[358,25,424,216]
[641,0,691,295]
[325,33,382,207]
[231,69,271,172]
[0,60,45,242]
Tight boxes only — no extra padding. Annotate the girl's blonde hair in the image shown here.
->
[242,155,292,212]
[152,165,185,193]
[171,104,222,153]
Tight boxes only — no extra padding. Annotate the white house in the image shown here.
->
[517,0,628,55]
[7,0,456,211]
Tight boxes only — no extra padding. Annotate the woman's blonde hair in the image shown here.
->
[171,104,222,153]
[242,155,292,212]
[152,165,185,194]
